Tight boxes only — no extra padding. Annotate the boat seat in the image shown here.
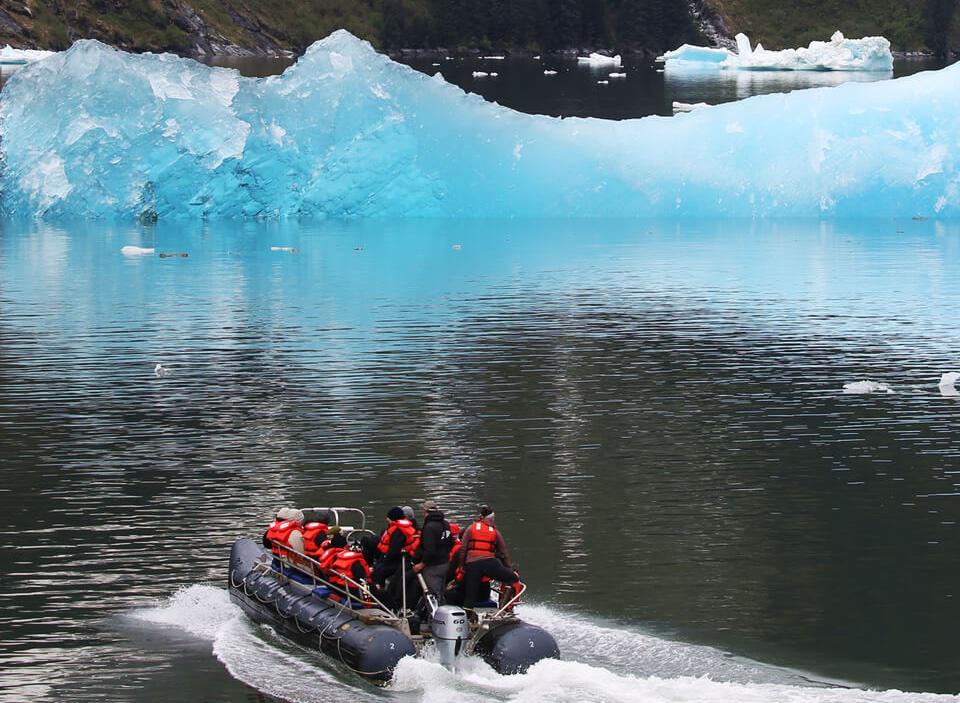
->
[475,599,498,608]
[312,586,332,598]
[270,560,316,585]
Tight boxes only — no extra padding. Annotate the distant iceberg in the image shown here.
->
[577,53,621,68]
[659,31,893,72]
[0,31,956,220]
[0,45,56,65]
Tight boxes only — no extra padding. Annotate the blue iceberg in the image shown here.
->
[0,30,957,220]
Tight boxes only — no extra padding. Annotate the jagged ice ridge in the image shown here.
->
[660,31,894,72]
[0,30,957,220]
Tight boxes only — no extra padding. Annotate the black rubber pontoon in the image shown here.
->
[228,537,559,682]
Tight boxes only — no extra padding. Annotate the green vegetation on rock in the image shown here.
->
[0,0,955,55]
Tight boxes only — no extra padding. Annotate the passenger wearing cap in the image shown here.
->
[263,507,306,558]
[459,505,519,609]
[372,506,419,587]
[412,499,454,599]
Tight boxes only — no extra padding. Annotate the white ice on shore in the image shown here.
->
[1,31,957,220]
[672,101,711,113]
[577,52,621,68]
[0,45,56,65]
[842,380,894,394]
[660,31,893,72]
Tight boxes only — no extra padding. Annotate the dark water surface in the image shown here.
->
[1,218,960,702]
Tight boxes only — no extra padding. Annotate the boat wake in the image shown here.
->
[131,585,958,703]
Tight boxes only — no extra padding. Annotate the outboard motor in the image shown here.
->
[431,605,470,670]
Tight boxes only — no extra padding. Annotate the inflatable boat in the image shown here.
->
[227,507,560,682]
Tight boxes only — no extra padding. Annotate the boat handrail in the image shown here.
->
[491,581,527,619]
[267,539,398,617]
[301,506,367,531]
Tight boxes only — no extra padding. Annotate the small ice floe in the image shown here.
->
[481,55,505,60]
[154,363,171,378]
[939,372,960,397]
[672,101,711,113]
[159,252,189,258]
[842,380,895,394]
[431,62,440,67]
[543,70,558,76]
[472,71,490,78]
[270,246,298,253]
[608,72,626,78]
[597,80,609,85]
[452,244,462,251]
[577,53,622,68]
[121,245,155,256]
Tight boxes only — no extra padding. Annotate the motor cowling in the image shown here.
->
[430,605,470,670]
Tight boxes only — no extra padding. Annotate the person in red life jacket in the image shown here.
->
[412,500,454,599]
[302,511,332,560]
[262,508,305,562]
[316,530,348,575]
[459,504,519,610]
[371,506,419,587]
[327,548,373,606]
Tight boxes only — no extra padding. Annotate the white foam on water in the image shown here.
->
[131,588,958,703]
[390,655,958,703]
[131,584,380,703]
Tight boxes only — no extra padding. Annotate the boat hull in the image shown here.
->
[227,537,560,681]
[228,538,416,682]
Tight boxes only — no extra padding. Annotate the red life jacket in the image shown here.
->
[377,519,420,557]
[302,521,328,558]
[465,520,498,559]
[319,545,345,572]
[327,550,372,588]
[448,538,462,563]
[265,519,302,558]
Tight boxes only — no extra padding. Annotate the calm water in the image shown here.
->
[1,218,960,703]
[2,46,960,703]
[200,53,951,119]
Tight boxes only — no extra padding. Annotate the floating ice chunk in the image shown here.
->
[481,56,505,60]
[609,72,626,78]
[121,245,155,256]
[657,44,731,65]
[672,101,711,113]
[597,80,609,85]
[472,71,489,78]
[577,53,621,68]
[939,372,960,396]
[270,246,298,252]
[2,32,958,220]
[842,380,895,394]
[543,70,558,76]
[0,45,56,65]
[661,31,893,72]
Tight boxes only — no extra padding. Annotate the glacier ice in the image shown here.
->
[577,52,622,68]
[0,30,957,220]
[660,31,893,72]
[0,45,56,65]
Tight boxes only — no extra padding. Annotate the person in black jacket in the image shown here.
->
[412,499,453,598]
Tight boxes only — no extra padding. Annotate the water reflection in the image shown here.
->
[664,64,893,102]
[1,218,960,700]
